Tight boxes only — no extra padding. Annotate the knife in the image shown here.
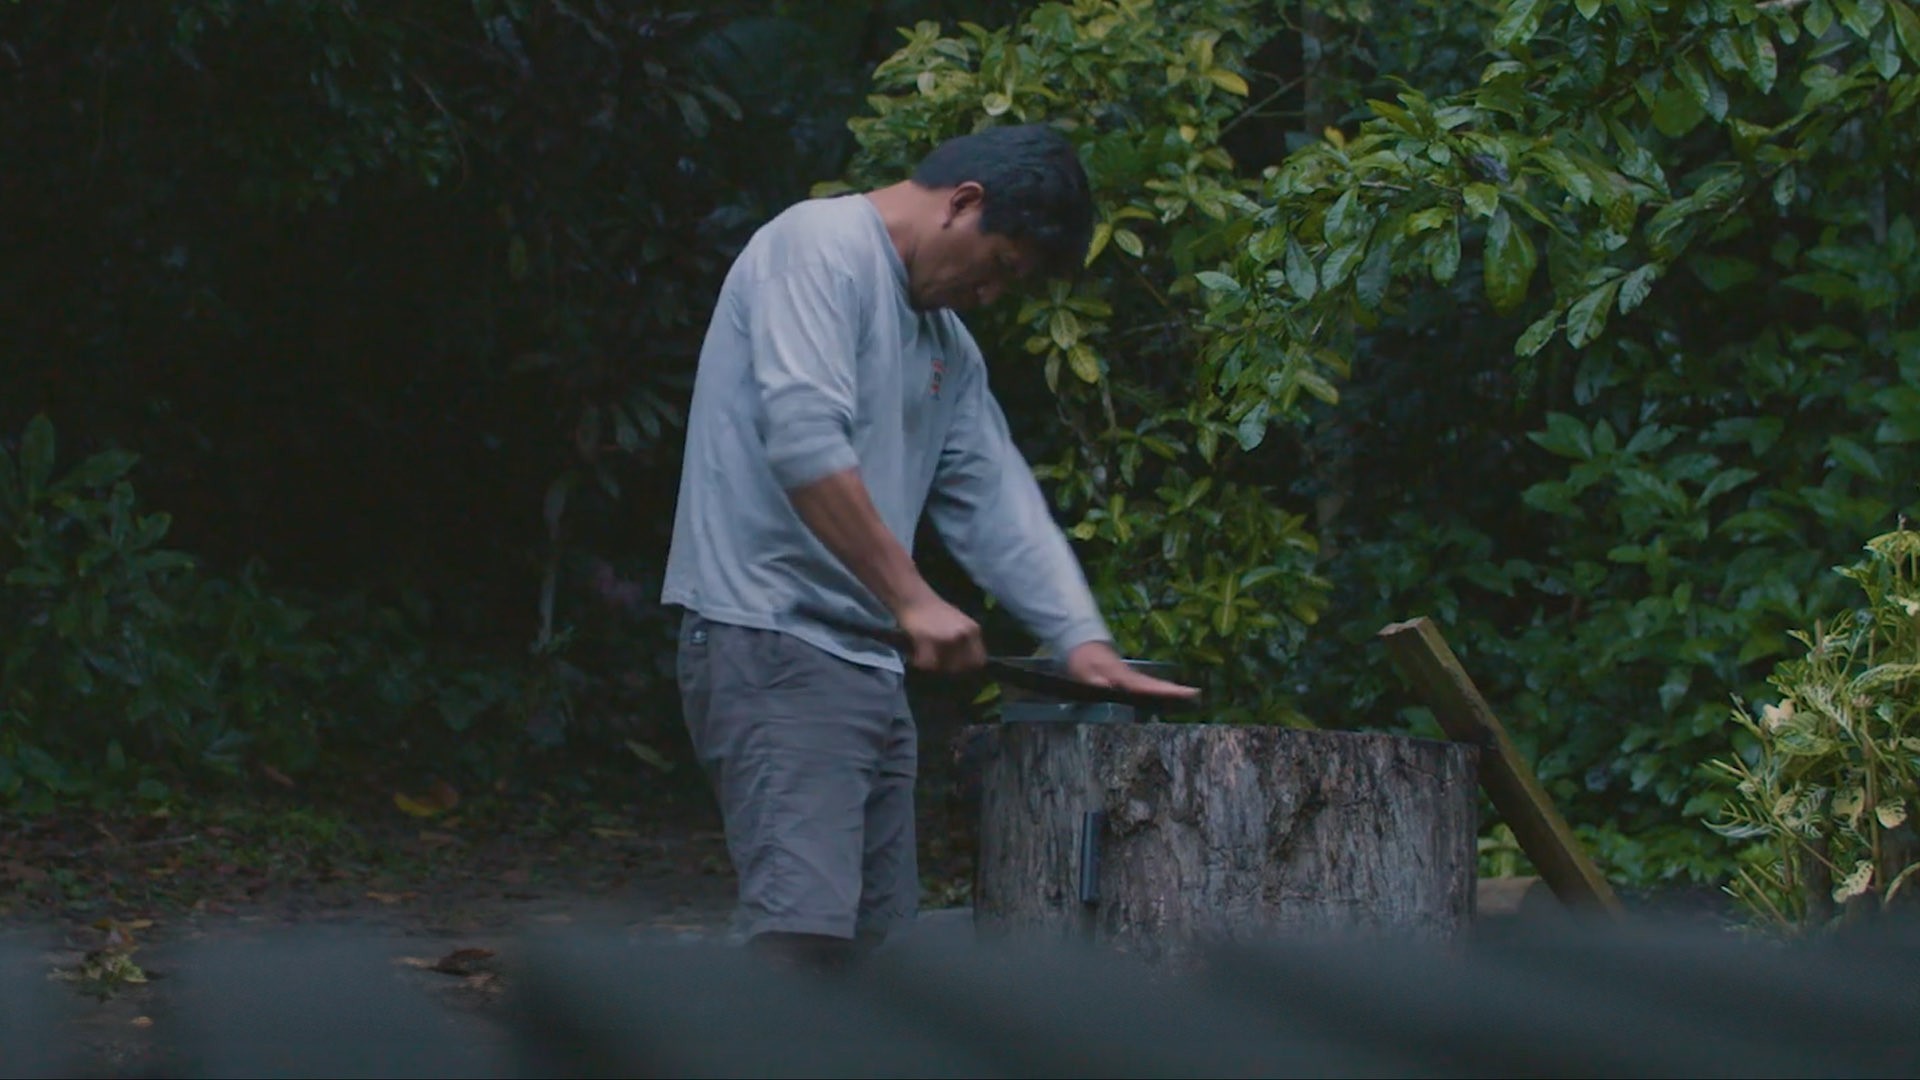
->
[793,603,1200,713]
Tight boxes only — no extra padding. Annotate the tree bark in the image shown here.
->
[972,723,1479,968]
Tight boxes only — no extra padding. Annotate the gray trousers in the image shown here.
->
[676,613,919,941]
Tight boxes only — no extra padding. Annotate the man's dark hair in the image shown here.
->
[911,123,1094,279]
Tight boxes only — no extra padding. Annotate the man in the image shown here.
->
[662,123,1198,970]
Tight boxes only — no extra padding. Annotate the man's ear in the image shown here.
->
[944,181,987,226]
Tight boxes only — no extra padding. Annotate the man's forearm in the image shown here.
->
[786,467,935,615]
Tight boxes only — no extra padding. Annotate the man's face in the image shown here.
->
[909,184,1040,313]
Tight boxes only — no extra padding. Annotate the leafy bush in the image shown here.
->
[1708,527,1920,932]
[837,0,1920,889]
[1283,0,1920,887]
[830,0,1331,723]
[0,415,530,809]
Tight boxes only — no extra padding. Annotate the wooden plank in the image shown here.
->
[1377,616,1624,917]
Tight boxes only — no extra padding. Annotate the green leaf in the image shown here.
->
[1707,29,1747,77]
[1049,307,1083,350]
[1894,0,1920,64]
[1531,412,1595,459]
[1356,238,1396,308]
[1673,55,1722,119]
[1618,263,1660,314]
[1213,592,1238,637]
[1206,68,1250,95]
[1659,667,1693,713]
[1296,370,1340,405]
[1429,224,1462,284]
[1235,401,1271,451]
[20,414,54,498]
[1830,435,1886,479]
[1871,21,1905,75]
[1577,0,1602,17]
[1114,228,1145,258]
[1492,0,1550,49]
[1809,0,1837,37]
[1322,238,1367,289]
[1085,222,1112,266]
[1773,165,1798,208]
[54,449,139,494]
[1837,0,1885,39]
[1699,467,1759,505]
[1653,86,1706,136]
[1195,270,1241,293]
[1750,24,1780,92]
[1463,182,1501,219]
[1516,309,1559,357]
[1406,206,1451,234]
[1566,280,1623,348]
[1325,188,1358,241]
[1285,236,1319,299]
[1368,98,1421,132]
[1483,206,1538,313]
[1069,344,1102,384]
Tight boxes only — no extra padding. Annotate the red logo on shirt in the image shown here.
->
[929,357,945,399]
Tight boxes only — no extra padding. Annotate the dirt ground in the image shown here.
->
[1,762,984,1078]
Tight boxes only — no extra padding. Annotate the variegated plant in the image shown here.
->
[1709,527,1920,931]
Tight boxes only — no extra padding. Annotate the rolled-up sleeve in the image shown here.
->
[927,355,1112,658]
[748,262,863,490]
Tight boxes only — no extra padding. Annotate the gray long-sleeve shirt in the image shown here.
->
[660,193,1111,673]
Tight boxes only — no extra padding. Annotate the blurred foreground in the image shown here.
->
[5,909,1917,1078]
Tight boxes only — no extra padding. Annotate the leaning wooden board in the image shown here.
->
[1378,616,1624,917]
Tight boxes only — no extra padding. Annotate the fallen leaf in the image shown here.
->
[463,972,503,994]
[394,793,442,818]
[394,780,461,818]
[590,827,637,840]
[533,913,573,925]
[500,867,530,885]
[365,891,418,906]
[131,1016,154,1028]
[430,947,497,976]
[93,919,142,951]
[417,831,458,847]
[259,764,296,789]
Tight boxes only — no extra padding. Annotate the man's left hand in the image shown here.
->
[1063,641,1201,701]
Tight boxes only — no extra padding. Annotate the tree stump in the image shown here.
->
[972,723,1479,967]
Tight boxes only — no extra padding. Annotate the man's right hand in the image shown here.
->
[895,595,986,674]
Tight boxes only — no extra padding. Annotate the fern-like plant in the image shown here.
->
[1708,528,1920,932]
